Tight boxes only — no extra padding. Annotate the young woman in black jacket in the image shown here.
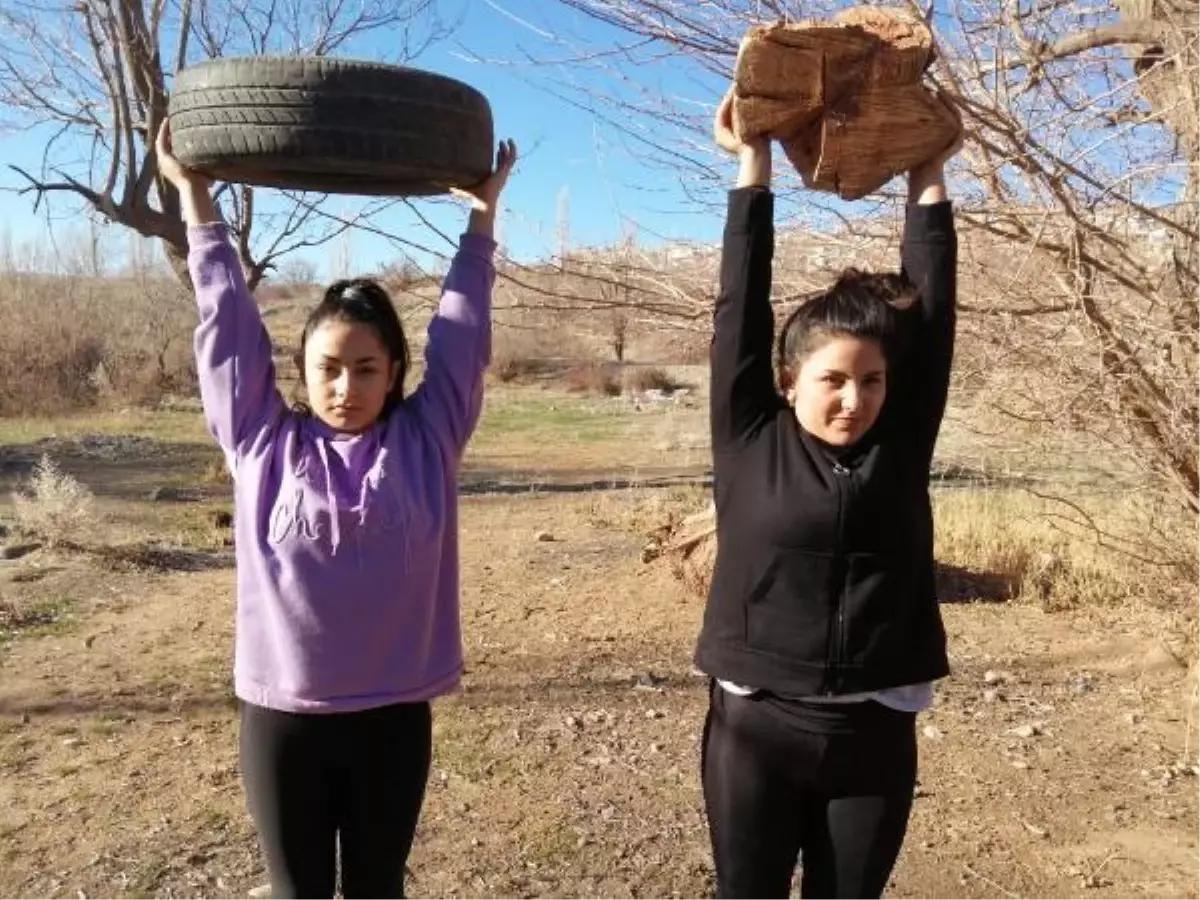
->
[696,90,963,899]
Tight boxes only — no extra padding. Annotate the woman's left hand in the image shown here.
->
[908,90,963,203]
[911,91,964,179]
[454,139,518,214]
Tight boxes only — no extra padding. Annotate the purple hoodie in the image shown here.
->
[188,223,494,713]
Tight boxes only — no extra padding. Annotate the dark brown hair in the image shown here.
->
[775,268,916,390]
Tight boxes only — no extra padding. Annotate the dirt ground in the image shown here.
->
[0,383,1196,899]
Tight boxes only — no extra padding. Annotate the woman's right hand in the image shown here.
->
[155,119,213,193]
[714,89,771,188]
[155,118,219,225]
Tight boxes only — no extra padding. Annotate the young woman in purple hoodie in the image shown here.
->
[155,120,517,899]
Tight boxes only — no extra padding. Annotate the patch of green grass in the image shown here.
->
[24,598,78,637]
[191,806,233,832]
[97,500,233,554]
[0,408,209,445]
[518,817,578,867]
[432,714,515,784]
[474,394,638,447]
[0,596,78,650]
[89,712,130,737]
[0,735,35,768]
[124,851,170,899]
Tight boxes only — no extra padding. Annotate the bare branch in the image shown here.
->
[1030,19,1169,65]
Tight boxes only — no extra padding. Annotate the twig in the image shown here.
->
[1084,849,1119,884]
[962,862,1021,898]
[1181,676,1196,765]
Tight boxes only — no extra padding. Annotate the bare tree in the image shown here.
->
[599,231,637,361]
[0,0,454,289]
[522,0,1197,537]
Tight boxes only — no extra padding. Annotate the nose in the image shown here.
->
[333,370,352,398]
[841,383,859,412]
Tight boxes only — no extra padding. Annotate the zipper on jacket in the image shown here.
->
[824,460,851,693]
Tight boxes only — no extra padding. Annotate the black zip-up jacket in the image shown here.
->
[694,187,954,696]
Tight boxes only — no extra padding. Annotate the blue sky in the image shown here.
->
[0,0,732,277]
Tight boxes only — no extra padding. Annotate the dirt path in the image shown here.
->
[1,488,1196,899]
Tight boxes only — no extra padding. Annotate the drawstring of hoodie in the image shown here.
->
[314,439,342,555]
[302,424,395,560]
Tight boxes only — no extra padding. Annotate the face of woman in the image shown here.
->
[787,335,887,447]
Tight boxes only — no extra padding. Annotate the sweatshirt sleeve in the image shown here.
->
[409,232,496,458]
[709,187,780,454]
[893,201,958,462]
[189,223,285,463]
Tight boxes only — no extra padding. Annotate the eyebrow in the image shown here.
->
[319,354,383,365]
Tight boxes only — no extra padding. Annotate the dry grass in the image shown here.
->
[199,452,233,486]
[0,273,196,416]
[10,455,97,548]
[489,323,595,386]
[933,487,1193,611]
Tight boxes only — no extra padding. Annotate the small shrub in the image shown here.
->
[563,362,621,396]
[623,366,686,394]
[11,455,96,548]
[491,352,549,384]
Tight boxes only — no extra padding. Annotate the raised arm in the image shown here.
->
[891,97,962,461]
[411,140,517,457]
[410,234,495,455]
[157,121,284,462]
[710,91,781,452]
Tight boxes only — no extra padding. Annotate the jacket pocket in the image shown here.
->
[744,550,834,662]
[841,552,918,667]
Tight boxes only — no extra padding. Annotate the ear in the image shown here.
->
[387,359,401,390]
[779,367,797,403]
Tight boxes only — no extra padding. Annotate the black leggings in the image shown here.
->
[239,700,432,899]
[701,683,917,899]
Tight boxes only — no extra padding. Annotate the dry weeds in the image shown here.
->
[11,455,96,549]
